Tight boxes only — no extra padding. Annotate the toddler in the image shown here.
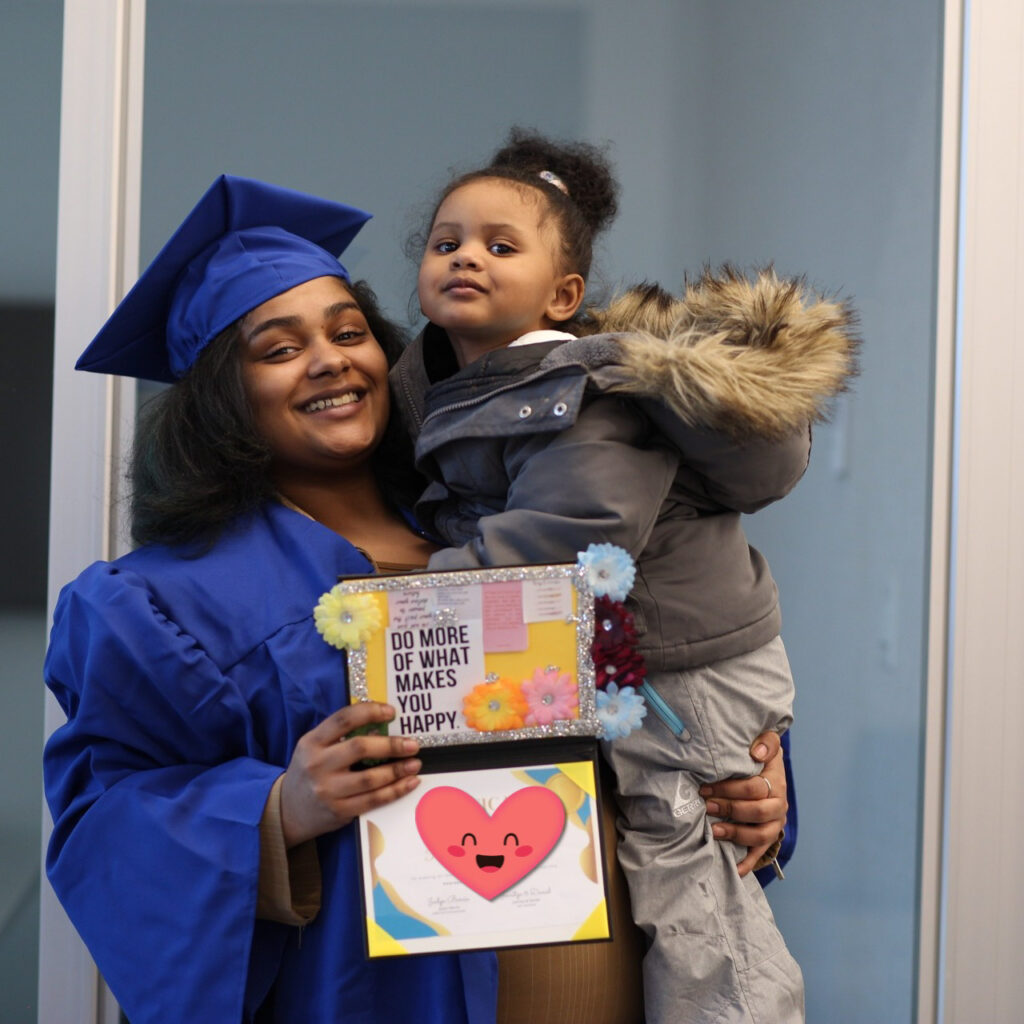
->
[391,129,857,1023]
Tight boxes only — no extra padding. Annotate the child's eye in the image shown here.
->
[489,242,515,256]
[434,240,458,254]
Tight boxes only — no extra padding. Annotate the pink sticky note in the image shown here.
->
[482,581,529,652]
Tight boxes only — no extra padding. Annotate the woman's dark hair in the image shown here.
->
[410,127,619,290]
[129,278,421,549]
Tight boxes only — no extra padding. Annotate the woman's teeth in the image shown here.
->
[304,393,358,413]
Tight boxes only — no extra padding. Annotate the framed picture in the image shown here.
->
[336,563,599,746]
[358,743,610,956]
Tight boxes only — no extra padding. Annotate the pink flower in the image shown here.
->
[522,668,578,726]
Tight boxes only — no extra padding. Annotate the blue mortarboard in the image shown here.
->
[75,174,372,383]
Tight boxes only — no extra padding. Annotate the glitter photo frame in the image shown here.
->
[337,562,599,747]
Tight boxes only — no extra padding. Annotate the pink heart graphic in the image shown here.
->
[415,785,567,900]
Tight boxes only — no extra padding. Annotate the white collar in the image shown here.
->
[507,329,577,347]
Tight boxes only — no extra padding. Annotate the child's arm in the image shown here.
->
[639,405,813,514]
[424,266,857,571]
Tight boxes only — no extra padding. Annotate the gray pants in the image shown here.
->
[602,637,805,1023]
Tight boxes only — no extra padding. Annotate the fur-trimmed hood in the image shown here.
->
[544,266,859,441]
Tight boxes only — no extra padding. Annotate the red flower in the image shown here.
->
[593,644,647,691]
[592,597,637,652]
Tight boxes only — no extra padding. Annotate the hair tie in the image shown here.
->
[538,170,570,196]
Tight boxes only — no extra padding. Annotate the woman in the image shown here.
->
[44,175,789,1023]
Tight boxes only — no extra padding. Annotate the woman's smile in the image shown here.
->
[301,388,365,414]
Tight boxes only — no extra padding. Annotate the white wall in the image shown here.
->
[941,1,1024,1017]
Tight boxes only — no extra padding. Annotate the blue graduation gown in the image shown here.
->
[43,501,498,1024]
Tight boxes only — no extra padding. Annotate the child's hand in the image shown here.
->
[280,702,421,847]
[699,731,787,877]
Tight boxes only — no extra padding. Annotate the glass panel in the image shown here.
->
[133,2,946,1020]
[700,7,944,1018]
[140,0,586,316]
[1,3,64,1021]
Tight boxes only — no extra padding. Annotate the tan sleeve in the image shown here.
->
[256,775,322,925]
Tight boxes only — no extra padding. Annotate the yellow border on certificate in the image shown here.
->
[366,917,409,957]
[573,899,611,941]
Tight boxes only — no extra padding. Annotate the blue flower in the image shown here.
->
[596,682,647,740]
[577,543,636,601]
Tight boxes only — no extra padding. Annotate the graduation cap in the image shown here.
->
[75,174,372,383]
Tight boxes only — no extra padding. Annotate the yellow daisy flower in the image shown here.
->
[314,588,382,651]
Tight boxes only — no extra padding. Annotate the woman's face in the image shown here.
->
[239,276,390,480]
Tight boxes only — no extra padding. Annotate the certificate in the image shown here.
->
[358,750,610,956]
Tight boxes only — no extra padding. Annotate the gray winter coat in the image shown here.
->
[390,268,858,672]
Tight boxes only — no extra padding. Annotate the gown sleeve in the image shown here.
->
[43,562,288,1024]
[634,397,812,513]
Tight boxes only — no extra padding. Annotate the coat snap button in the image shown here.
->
[518,405,532,418]
[553,402,568,416]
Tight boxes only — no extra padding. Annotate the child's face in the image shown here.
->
[418,179,583,366]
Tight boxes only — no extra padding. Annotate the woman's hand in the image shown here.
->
[699,730,787,877]
[280,702,422,847]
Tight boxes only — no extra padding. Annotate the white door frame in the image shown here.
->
[39,1,144,1021]
[916,0,964,1018]
[920,0,1024,1020]
[41,1,1024,1020]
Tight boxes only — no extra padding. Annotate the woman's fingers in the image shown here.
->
[708,812,784,878]
[333,730,421,769]
[701,743,788,873]
[301,754,423,830]
[335,756,423,810]
[705,793,783,824]
[302,701,421,768]
[700,748,787,808]
[735,839,776,878]
[701,773,782,806]
[748,729,781,764]
[280,702,423,846]
[312,700,399,744]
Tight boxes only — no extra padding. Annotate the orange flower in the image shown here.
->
[462,678,528,731]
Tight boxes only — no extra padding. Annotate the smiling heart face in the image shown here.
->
[415,785,567,900]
